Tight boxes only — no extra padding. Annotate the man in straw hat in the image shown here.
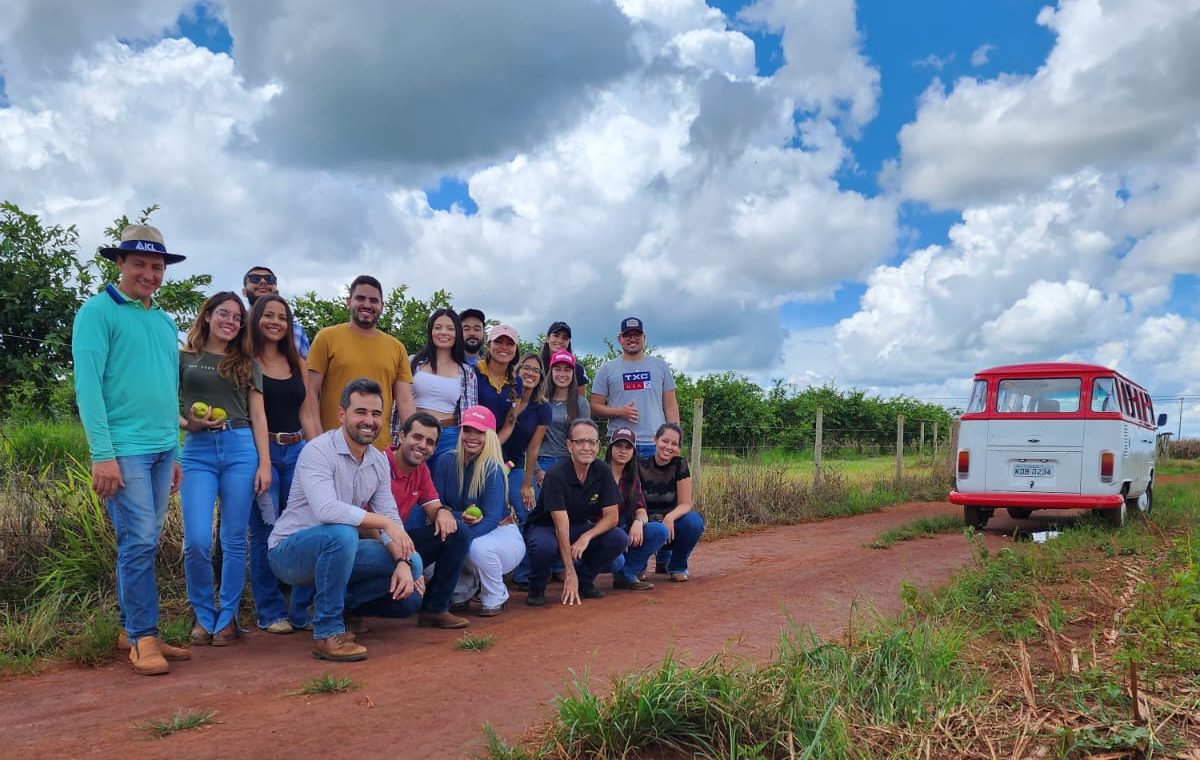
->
[72,224,193,675]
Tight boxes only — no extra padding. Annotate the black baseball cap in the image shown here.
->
[547,320,572,338]
[460,308,486,323]
[619,316,644,334]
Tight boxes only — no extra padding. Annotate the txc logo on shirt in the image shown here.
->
[623,371,653,391]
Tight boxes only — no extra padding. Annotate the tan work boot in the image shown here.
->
[417,610,470,629]
[129,636,170,676]
[117,631,191,661]
[311,633,367,662]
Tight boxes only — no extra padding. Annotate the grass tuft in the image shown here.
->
[288,672,360,696]
[134,709,218,738]
[867,515,962,549]
[455,633,496,652]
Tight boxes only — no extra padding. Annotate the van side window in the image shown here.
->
[1091,378,1115,412]
[997,378,1081,413]
[966,380,987,413]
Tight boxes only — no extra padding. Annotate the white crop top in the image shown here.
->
[412,370,461,414]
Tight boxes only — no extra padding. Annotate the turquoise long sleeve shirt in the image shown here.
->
[71,285,180,462]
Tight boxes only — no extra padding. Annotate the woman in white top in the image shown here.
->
[409,308,477,472]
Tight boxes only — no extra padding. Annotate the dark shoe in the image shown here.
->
[417,611,470,629]
[526,589,546,607]
[129,636,170,676]
[477,602,506,617]
[344,611,370,635]
[311,633,367,662]
[580,585,605,599]
[211,622,239,646]
[636,572,646,582]
[449,600,471,613]
[189,623,212,646]
[613,577,655,591]
[654,563,668,575]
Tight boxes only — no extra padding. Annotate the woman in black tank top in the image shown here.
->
[247,295,322,634]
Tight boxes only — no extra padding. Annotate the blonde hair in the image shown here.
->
[455,427,510,509]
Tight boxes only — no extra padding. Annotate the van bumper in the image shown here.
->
[948,492,1124,509]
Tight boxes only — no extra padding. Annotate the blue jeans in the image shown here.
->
[636,444,657,460]
[524,523,628,591]
[426,425,458,474]
[409,519,471,613]
[107,448,176,640]
[508,466,533,584]
[181,428,258,634]
[269,526,424,639]
[654,512,706,574]
[249,439,305,627]
[612,520,670,582]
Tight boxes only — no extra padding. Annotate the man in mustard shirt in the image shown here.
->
[71,224,192,676]
[305,275,416,449]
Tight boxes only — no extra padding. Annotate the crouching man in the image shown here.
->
[524,419,629,606]
[268,378,468,662]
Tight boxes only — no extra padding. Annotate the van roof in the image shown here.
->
[976,362,1116,377]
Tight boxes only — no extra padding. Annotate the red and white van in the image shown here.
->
[950,363,1166,528]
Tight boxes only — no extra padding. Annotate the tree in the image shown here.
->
[0,202,96,416]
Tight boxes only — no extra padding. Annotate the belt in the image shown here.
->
[270,431,303,445]
[198,419,252,432]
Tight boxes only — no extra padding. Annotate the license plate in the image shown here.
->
[1013,464,1054,478]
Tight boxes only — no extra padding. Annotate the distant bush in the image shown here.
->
[1168,437,1200,460]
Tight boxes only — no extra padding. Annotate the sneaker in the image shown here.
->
[579,585,605,599]
[118,632,191,661]
[264,619,295,635]
[211,622,240,647]
[189,623,212,646]
[477,602,506,617]
[128,636,170,676]
[449,600,471,613]
[417,611,470,629]
[613,577,655,591]
[670,571,690,583]
[526,589,546,607]
[311,633,367,662]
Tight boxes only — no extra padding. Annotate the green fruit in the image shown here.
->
[463,506,483,519]
[190,401,210,418]
[210,407,228,423]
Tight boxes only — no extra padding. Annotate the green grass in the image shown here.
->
[134,709,219,738]
[288,672,360,696]
[0,418,90,475]
[867,515,962,549]
[455,633,496,652]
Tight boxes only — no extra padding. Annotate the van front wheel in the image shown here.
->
[1099,501,1127,528]
[964,506,991,529]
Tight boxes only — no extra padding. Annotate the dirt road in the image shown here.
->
[1,500,1005,759]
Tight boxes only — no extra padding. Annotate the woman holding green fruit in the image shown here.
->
[432,405,525,616]
[179,292,271,646]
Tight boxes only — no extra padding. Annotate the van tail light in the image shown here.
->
[957,450,970,478]
[1100,451,1114,482]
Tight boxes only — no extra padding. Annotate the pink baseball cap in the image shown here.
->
[488,323,519,344]
[460,405,497,432]
[549,350,576,368]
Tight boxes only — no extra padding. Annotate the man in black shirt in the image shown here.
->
[523,420,629,606]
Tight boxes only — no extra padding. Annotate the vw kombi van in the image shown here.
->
[950,363,1166,528]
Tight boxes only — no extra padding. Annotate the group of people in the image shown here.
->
[71,224,706,673]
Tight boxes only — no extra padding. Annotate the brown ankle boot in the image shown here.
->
[311,633,367,662]
[117,632,190,661]
[417,610,470,629]
[129,636,169,676]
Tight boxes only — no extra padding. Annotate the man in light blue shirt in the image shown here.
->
[72,224,191,676]
[590,317,680,459]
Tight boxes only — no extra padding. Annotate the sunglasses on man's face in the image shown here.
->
[246,273,277,285]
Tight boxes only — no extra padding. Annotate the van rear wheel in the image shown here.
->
[1126,482,1152,517]
[1007,508,1033,520]
[1099,501,1126,528]
[964,506,991,529]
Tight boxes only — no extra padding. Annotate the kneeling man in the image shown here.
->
[268,378,467,662]
[524,419,629,606]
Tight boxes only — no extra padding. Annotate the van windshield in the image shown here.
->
[996,378,1081,413]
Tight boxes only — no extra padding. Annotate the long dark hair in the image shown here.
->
[183,291,255,390]
[539,321,574,376]
[248,294,302,375]
[605,439,641,516]
[410,308,465,374]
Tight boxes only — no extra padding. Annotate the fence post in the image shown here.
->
[933,421,939,458]
[919,420,925,457]
[814,406,824,487]
[690,396,704,508]
[895,415,905,483]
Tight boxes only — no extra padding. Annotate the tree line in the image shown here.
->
[0,201,957,453]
